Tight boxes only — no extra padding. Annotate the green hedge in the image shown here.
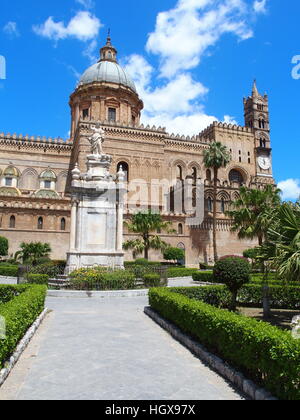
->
[0,285,28,304]
[0,265,18,278]
[167,267,199,278]
[69,268,136,290]
[0,285,47,369]
[192,271,214,283]
[173,285,300,310]
[143,274,161,288]
[149,288,300,400]
[27,273,49,285]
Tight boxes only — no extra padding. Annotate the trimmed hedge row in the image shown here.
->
[0,285,47,369]
[192,271,214,283]
[0,284,28,304]
[27,274,49,285]
[0,265,18,278]
[149,288,300,400]
[167,268,199,278]
[173,285,300,310]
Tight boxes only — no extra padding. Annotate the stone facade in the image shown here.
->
[0,39,274,267]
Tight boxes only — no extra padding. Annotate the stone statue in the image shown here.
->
[89,125,105,156]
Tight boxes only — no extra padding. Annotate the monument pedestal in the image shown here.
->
[65,153,125,274]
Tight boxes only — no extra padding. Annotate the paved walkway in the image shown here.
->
[0,296,244,400]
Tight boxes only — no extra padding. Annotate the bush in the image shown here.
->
[29,261,65,278]
[192,271,214,283]
[0,265,18,278]
[149,288,300,400]
[143,274,161,288]
[163,248,185,262]
[0,236,9,257]
[0,285,47,369]
[173,285,300,311]
[69,267,136,291]
[167,267,198,278]
[214,256,250,311]
[27,273,49,285]
[0,284,28,304]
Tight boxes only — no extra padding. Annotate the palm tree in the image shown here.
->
[227,185,281,246]
[204,142,231,262]
[261,202,300,282]
[15,242,52,265]
[123,210,175,260]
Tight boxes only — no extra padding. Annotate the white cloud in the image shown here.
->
[33,11,102,42]
[146,0,254,78]
[278,179,300,201]
[122,0,266,135]
[253,0,267,14]
[3,21,20,38]
[75,0,95,9]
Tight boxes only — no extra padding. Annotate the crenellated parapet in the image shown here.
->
[0,132,73,152]
[199,121,253,140]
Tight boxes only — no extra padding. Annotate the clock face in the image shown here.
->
[258,156,271,170]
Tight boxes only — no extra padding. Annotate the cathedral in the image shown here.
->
[0,36,274,267]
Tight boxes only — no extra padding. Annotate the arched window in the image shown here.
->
[206,169,212,181]
[178,223,183,235]
[37,217,43,230]
[221,199,226,213]
[176,165,183,180]
[259,119,265,129]
[229,169,244,184]
[207,197,213,212]
[9,215,16,229]
[192,187,197,208]
[117,162,129,181]
[60,218,66,231]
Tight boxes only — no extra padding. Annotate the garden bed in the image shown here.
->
[0,284,47,369]
[149,287,300,400]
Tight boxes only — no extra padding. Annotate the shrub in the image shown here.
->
[149,288,300,400]
[192,271,214,283]
[0,285,47,369]
[0,265,18,277]
[29,261,65,278]
[173,285,300,311]
[0,236,9,257]
[143,274,161,288]
[27,273,49,285]
[167,267,198,278]
[163,248,185,263]
[0,284,28,304]
[214,256,250,311]
[69,267,136,291]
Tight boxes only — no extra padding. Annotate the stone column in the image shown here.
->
[116,166,125,251]
[69,201,77,251]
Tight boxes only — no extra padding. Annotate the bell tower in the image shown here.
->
[244,80,274,183]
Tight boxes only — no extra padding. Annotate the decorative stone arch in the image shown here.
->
[0,187,21,197]
[19,168,39,191]
[117,160,130,181]
[39,169,57,190]
[232,191,241,201]
[172,159,187,181]
[217,191,230,201]
[228,166,248,185]
[2,166,20,188]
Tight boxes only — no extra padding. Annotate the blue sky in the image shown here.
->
[0,0,299,199]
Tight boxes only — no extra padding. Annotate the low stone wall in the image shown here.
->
[0,276,17,285]
[47,289,149,299]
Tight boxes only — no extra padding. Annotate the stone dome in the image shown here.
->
[78,60,136,93]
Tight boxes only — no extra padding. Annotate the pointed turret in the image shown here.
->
[252,79,259,98]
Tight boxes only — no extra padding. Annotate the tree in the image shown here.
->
[227,185,281,318]
[15,242,52,266]
[123,211,175,260]
[163,247,185,264]
[213,256,251,311]
[260,202,300,282]
[227,185,281,246]
[0,236,9,257]
[204,142,231,262]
